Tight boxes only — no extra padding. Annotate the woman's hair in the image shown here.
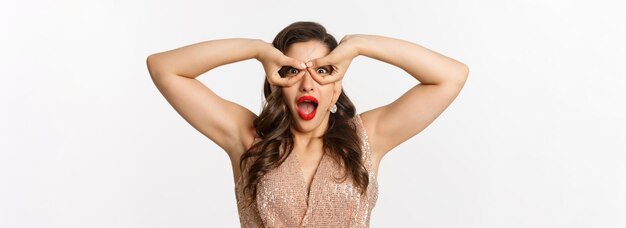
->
[239,21,369,207]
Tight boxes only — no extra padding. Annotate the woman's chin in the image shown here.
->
[292,118,317,132]
[290,112,329,133]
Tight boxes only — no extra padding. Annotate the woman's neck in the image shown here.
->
[289,116,330,150]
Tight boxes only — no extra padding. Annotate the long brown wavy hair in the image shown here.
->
[239,21,369,207]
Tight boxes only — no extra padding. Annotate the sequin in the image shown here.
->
[234,114,378,227]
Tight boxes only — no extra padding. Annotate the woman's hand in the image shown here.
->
[305,35,361,84]
[256,42,307,87]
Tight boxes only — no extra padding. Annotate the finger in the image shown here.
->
[282,57,306,70]
[283,70,306,87]
[268,68,305,87]
[267,72,290,87]
[321,73,342,84]
[329,69,345,81]
[306,67,340,85]
[306,67,325,84]
[306,56,333,68]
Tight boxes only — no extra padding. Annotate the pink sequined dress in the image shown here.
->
[234,114,379,227]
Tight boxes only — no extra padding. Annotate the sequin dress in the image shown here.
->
[234,114,379,227]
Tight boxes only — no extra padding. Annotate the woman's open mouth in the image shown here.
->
[296,96,318,120]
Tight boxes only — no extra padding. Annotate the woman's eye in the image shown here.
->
[288,68,300,75]
[316,67,330,74]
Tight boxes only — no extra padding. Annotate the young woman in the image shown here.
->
[146,21,468,227]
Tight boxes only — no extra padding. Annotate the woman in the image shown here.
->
[146,21,468,227]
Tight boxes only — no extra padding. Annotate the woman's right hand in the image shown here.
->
[256,42,307,87]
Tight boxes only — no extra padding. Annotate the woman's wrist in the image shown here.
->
[253,39,274,60]
[339,34,367,56]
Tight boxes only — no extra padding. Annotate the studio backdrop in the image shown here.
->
[1,0,624,227]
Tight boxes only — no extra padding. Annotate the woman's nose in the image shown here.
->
[300,70,315,92]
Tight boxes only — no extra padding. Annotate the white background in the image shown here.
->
[1,0,625,227]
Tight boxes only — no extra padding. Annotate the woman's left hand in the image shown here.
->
[305,35,361,84]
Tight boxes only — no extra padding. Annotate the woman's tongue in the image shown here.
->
[297,102,316,115]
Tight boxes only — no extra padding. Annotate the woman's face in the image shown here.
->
[280,40,341,133]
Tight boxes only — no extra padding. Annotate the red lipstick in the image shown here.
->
[296,96,318,120]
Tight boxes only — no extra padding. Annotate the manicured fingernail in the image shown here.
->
[306,62,313,67]
[300,63,307,68]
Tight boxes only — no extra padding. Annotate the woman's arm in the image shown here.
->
[345,34,469,160]
[146,39,268,160]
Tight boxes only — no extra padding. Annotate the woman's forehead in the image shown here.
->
[285,41,330,62]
